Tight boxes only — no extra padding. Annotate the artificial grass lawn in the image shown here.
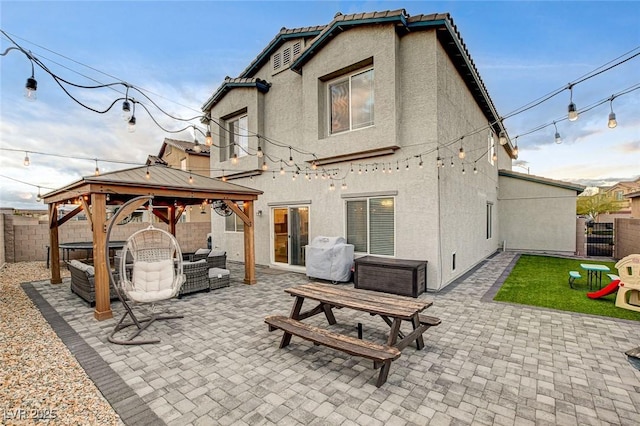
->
[494,254,640,322]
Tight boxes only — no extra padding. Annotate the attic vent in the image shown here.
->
[283,47,291,66]
[293,41,301,57]
[273,52,281,70]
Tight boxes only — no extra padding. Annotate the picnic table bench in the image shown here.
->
[265,282,440,386]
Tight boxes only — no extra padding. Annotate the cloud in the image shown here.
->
[617,140,640,153]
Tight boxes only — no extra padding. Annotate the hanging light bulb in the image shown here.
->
[25,76,37,101]
[341,182,347,190]
[499,130,507,146]
[189,172,194,184]
[568,85,578,121]
[127,115,136,133]
[287,147,294,166]
[350,163,354,173]
[231,153,238,164]
[222,175,227,182]
[205,130,212,146]
[94,160,100,176]
[553,122,562,144]
[513,137,519,157]
[311,161,317,170]
[329,182,335,191]
[121,100,131,121]
[450,158,454,168]
[462,165,466,175]
[257,145,264,158]
[419,155,424,168]
[261,160,268,171]
[279,163,285,175]
[436,156,443,168]
[23,152,30,166]
[608,97,617,129]
[492,152,497,163]
[193,140,202,153]
[473,163,478,174]
[458,147,465,159]
[36,187,42,202]
[145,167,151,179]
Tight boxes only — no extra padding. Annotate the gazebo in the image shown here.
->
[41,164,263,321]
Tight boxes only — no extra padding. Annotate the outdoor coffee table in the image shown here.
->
[580,263,611,290]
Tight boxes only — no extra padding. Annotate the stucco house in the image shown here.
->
[147,138,212,223]
[200,9,582,290]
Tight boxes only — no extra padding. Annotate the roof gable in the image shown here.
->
[158,138,210,158]
[499,169,586,194]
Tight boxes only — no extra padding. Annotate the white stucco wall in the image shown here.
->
[207,23,507,291]
[498,175,579,253]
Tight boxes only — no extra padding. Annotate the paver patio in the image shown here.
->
[24,251,640,425]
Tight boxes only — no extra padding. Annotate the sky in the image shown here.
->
[1,1,639,210]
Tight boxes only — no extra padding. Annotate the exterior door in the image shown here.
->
[272,206,309,266]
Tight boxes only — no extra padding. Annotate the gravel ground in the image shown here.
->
[0,262,121,425]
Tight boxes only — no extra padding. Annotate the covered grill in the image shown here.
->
[305,236,354,282]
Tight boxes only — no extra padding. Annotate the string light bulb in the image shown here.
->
[498,130,507,146]
[341,181,347,190]
[311,161,318,170]
[436,156,443,168]
[24,58,37,101]
[94,160,100,176]
[256,145,263,158]
[189,172,193,184]
[261,160,268,171]
[205,130,212,146]
[329,182,335,191]
[568,85,578,121]
[492,151,498,163]
[231,153,238,164]
[553,122,562,144]
[513,137,519,157]
[23,152,30,166]
[279,162,285,175]
[121,99,131,121]
[36,187,42,202]
[288,147,294,166]
[145,167,151,179]
[608,96,617,129]
[127,116,136,133]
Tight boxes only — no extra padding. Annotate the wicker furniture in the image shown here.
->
[68,260,118,307]
[179,260,210,297]
[208,267,230,290]
[206,250,227,269]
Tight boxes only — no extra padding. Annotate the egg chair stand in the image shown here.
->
[105,196,185,345]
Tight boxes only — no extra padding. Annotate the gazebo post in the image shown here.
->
[49,203,62,284]
[91,193,112,320]
[243,200,256,284]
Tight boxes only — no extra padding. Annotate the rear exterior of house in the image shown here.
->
[202,10,528,290]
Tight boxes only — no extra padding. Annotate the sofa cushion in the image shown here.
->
[208,268,230,278]
[194,248,210,255]
[208,250,226,258]
[69,259,95,276]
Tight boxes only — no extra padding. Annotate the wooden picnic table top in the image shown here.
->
[285,282,432,320]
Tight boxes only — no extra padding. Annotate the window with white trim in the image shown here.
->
[225,202,244,233]
[223,114,248,161]
[346,196,394,256]
[328,68,374,134]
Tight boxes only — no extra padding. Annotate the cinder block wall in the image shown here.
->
[0,213,5,266]
[615,218,640,259]
[3,213,211,263]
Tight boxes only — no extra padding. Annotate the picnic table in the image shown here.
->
[265,282,440,386]
[580,263,611,290]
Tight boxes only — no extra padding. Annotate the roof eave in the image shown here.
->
[201,79,271,112]
[499,169,586,194]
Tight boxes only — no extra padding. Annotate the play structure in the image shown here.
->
[587,277,621,299]
[614,254,640,313]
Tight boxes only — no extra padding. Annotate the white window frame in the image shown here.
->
[225,201,244,233]
[327,67,374,135]
[345,196,395,256]
[486,202,493,239]
[226,114,248,161]
[488,131,495,166]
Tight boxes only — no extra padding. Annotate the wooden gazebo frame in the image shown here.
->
[41,164,263,321]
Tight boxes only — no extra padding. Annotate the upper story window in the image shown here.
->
[615,190,624,201]
[180,158,187,171]
[222,114,248,162]
[328,68,374,135]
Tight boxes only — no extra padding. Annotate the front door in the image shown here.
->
[272,206,309,267]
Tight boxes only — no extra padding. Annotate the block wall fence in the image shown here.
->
[615,218,640,259]
[1,213,211,265]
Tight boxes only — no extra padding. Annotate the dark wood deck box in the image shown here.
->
[354,256,427,298]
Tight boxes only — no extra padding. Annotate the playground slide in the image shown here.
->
[587,280,620,299]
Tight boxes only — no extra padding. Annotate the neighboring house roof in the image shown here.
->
[602,179,640,194]
[499,169,586,194]
[146,155,167,166]
[158,138,210,157]
[200,8,512,153]
[626,190,640,199]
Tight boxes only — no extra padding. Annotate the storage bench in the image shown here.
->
[354,256,427,298]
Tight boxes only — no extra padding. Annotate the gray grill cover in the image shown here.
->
[305,236,354,282]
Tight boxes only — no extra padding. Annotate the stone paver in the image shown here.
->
[27,252,640,425]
